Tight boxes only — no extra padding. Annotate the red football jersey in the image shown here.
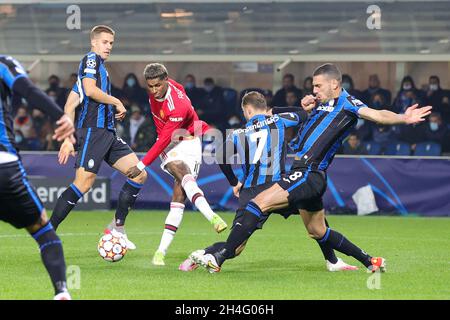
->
[141,78,209,167]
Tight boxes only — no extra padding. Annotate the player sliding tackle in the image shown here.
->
[126,63,227,266]
[192,63,432,273]
[181,91,357,272]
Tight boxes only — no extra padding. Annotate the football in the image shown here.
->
[97,231,128,262]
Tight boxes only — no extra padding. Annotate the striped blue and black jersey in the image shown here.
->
[74,52,114,131]
[1,55,63,157]
[230,111,304,188]
[0,55,27,155]
[291,89,367,171]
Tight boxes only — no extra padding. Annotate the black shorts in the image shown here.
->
[0,161,44,228]
[234,182,299,230]
[75,128,133,174]
[277,169,327,212]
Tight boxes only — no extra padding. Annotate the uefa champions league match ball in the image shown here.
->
[98,231,128,262]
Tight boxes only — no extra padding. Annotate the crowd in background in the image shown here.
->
[11,71,450,156]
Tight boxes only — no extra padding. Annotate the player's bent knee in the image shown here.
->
[26,210,48,234]
[133,169,147,184]
[307,226,327,240]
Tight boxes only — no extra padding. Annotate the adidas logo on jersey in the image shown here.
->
[317,105,335,112]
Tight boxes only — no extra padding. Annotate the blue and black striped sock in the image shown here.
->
[218,202,261,264]
[318,228,372,267]
[50,184,83,230]
[31,223,67,295]
[114,179,143,226]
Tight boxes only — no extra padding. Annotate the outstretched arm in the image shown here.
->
[358,104,432,125]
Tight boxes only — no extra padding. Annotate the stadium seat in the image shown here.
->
[414,142,442,156]
[362,141,382,155]
[384,142,411,156]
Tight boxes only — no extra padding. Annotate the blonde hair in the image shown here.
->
[90,25,115,40]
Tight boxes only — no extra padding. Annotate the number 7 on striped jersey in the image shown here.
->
[249,130,268,164]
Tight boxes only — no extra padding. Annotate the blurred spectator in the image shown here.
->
[340,133,367,155]
[372,124,395,151]
[122,73,148,112]
[111,83,125,104]
[362,74,392,107]
[285,89,299,107]
[303,76,313,97]
[353,118,373,141]
[424,76,448,116]
[45,75,66,107]
[14,106,35,139]
[183,74,206,111]
[370,92,389,111]
[227,114,243,129]
[67,73,78,88]
[342,74,363,100]
[393,76,424,113]
[14,129,28,150]
[132,117,157,152]
[396,123,426,147]
[423,112,447,145]
[63,73,79,101]
[31,109,49,135]
[121,105,146,150]
[41,121,58,151]
[199,78,227,130]
[262,89,273,108]
[272,74,302,107]
[440,94,450,125]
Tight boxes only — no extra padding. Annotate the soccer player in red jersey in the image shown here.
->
[126,63,227,266]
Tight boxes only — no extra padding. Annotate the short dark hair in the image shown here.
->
[313,63,342,83]
[90,25,115,39]
[242,91,267,110]
[143,63,168,81]
[204,77,214,85]
[429,75,440,84]
[283,73,294,81]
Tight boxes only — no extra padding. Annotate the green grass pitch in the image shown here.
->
[0,211,449,300]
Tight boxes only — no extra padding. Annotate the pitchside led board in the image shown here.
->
[28,176,111,210]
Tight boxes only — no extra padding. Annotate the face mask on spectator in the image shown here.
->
[185,82,194,90]
[228,117,240,126]
[429,84,438,91]
[49,96,57,102]
[429,122,439,131]
[342,82,351,90]
[204,84,214,93]
[15,134,23,144]
[126,78,136,87]
[403,83,412,90]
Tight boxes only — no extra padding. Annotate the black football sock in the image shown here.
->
[31,223,68,295]
[114,179,143,227]
[316,218,338,263]
[205,242,226,255]
[215,202,261,265]
[318,228,372,268]
[50,184,83,230]
[316,240,338,264]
